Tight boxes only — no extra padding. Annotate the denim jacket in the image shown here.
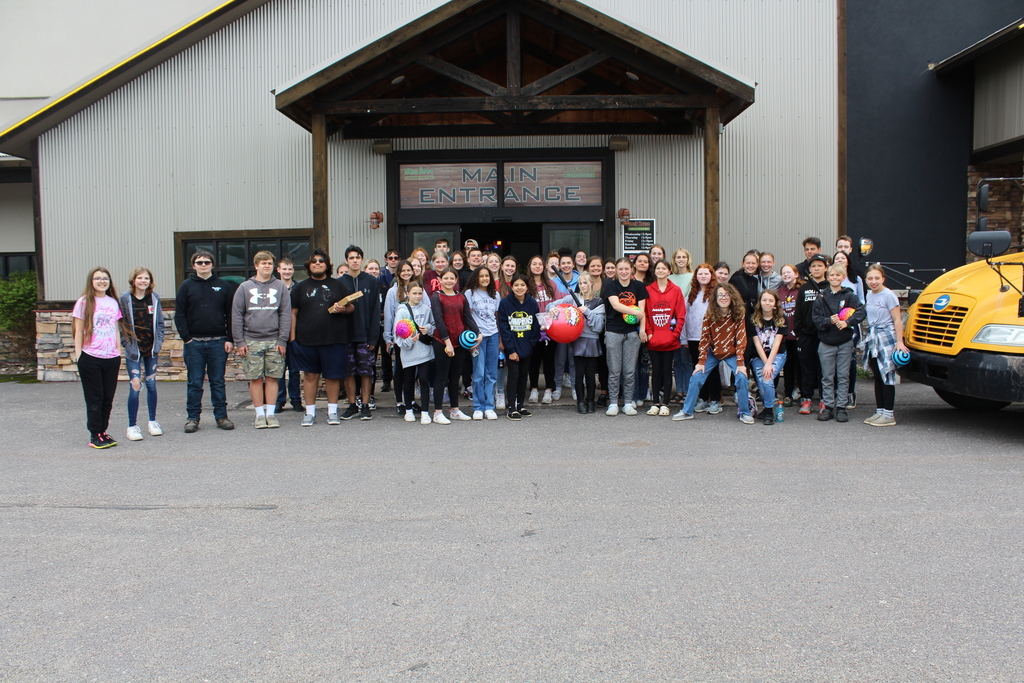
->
[120,291,165,361]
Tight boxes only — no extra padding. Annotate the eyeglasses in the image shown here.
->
[92,277,110,282]
[386,255,400,260]
[716,294,732,300]
[193,260,212,266]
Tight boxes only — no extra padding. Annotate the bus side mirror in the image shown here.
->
[977,183,990,212]
[967,230,1011,258]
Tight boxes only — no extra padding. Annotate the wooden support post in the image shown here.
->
[312,113,329,252]
[507,10,521,95]
[703,107,720,264]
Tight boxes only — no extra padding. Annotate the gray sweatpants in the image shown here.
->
[605,330,641,407]
[818,340,854,410]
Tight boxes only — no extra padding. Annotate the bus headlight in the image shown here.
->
[971,325,1024,346]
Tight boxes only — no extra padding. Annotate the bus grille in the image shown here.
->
[910,304,968,347]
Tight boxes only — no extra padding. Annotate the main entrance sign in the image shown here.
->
[400,161,602,209]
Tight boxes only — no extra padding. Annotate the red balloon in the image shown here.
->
[547,303,585,343]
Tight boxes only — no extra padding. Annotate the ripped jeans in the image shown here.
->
[126,355,158,426]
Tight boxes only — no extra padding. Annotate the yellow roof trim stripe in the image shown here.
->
[0,0,237,140]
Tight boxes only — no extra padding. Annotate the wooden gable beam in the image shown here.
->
[519,4,717,96]
[416,55,507,96]
[520,50,608,96]
[314,93,718,116]
[314,2,507,105]
[507,9,521,95]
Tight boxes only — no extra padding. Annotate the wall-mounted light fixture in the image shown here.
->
[618,208,631,225]
[609,136,628,152]
[372,139,393,155]
[367,211,383,229]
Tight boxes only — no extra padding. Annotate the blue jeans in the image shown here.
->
[275,341,301,406]
[749,352,787,408]
[683,354,750,416]
[472,333,499,412]
[126,354,158,426]
[183,338,228,421]
[673,344,692,396]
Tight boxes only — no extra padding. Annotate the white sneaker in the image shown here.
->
[433,412,451,425]
[623,403,638,416]
[542,389,553,404]
[646,405,660,416]
[739,413,755,424]
[606,404,619,416]
[571,388,577,400]
[147,421,163,436]
[484,409,498,420]
[671,410,694,421]
[551,389,561,401]
[496,391,506,410]
[529,388,539,404]
[563,373,573,388]
[126,425,143,441]
[694,399,710,413]
[404,409,416,422]
[634,399,644,408]
[421,411,432,425]
[472,410,484,420]
[449,408,472,421]
[707,401,723,415]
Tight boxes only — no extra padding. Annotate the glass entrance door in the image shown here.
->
[543,223,600,259]
[402,225,460,258]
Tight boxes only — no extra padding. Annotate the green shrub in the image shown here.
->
[0,271,38,362]
[0,271,37,331]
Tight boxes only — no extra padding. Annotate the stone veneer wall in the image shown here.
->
[35,309,246,382]
[967,163,1024,261]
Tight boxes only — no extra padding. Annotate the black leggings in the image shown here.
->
[573,355,598,402]
[869,356,896,411]
[402,359,431,412]
[649,349,674,405]
[781,338,799,398]
[529,339,556,391]
[506,358,530,410]
[79,351,120,436]
[392,348,406,405]
[433,344,466,411]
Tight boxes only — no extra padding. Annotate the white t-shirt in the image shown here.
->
[866,288,899,328]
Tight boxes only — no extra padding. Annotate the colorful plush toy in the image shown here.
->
[395,319,415,339]
[622,306,642,325]
[838,307,856,321]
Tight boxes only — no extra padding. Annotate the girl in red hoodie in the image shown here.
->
[644,260,687,416]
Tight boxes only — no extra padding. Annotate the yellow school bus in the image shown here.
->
[899,229,1024,411]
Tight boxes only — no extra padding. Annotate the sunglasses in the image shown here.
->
[310,258,326,264]
[193,260,212,266]
[386,255,400,260]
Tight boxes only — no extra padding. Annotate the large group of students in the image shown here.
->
[71,234,908,448]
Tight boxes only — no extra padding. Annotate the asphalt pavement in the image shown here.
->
[1,379,1022,682]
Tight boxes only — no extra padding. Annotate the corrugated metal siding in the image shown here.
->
[975,39,1024,151]
[39,0,835,299]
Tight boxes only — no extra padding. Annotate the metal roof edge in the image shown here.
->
[0,0,271,159]
[931,18,1024,74]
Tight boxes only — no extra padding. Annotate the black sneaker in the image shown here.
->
[396,403,406,417]
[89,434,112,449]
[340,404,359,420]
[507,409,522,420]
[291,402,304,412]
[275,403,286,414]
[596,394,609,407]
[817,408,834,422]
[368,396,377,410]
[381,382,392,393]
[360,405,373,420]
[835,408,849,423]
[519,408,533,417]
[100,432,118,447]
[762,411,775,425]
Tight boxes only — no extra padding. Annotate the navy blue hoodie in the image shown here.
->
[497,293,540,359]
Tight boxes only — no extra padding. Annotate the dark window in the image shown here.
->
[0,253,35,278]
[183,237,311,286]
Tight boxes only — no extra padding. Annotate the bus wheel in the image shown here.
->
[934,388,1010,412]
